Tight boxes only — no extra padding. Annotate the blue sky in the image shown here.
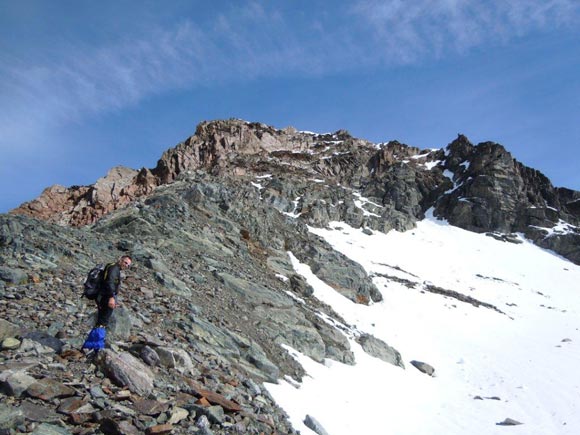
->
[1,0,579,213]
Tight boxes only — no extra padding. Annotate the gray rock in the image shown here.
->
[217,272,293,308]
[229,332,280,381]
[410,360,435,376]
[106,307,134,341]
[20,401,61,423]
[195,414,215,435]
[243,378,262,396]
[189,404,225,425]
[167,407,189,425]
[436,135,579,264]
[0,319,21,341]
[30,423,73,435]
[99,350,155,396]
[0,371,36,397]
[156,347,194,374]
[357,333,404,368]
[289,274,314,297]
[0,403,25,432]
[0,266,27,284]
[22,331,64,354]
[154,272,192,296]
[290,239,383,304]
[304,414,330,435]
[26,378,76,401]
[19,338,56,355]
[89,385,108,400]
[496,418,523,426]
[140,345,161,367]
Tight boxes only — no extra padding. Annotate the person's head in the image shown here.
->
[119,255,132,270]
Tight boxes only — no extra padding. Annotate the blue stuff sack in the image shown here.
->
[82,326,106,350]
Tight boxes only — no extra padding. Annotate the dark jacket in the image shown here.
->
[101,263,121,298]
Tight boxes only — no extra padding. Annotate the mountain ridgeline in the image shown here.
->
[1,119,579,434]
[12,119,580,264]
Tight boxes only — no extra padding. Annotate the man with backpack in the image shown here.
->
[82,255,132,351]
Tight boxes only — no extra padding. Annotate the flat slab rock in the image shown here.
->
[186,379,242,412]
[26,378,76,401]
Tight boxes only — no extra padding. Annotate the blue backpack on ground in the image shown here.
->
[82,326,106,350]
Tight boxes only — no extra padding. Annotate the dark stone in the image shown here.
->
[132,399,169,416]
[304,414,330,435]
[497,418,523,426]
[19,401,61,423]
[22,331,64,354]
[410,360,435,376]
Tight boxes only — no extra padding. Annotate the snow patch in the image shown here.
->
[266,216,580,435]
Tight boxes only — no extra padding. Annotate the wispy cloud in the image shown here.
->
[350,0,580,61]
[1,0,578,153]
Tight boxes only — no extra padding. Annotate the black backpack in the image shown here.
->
[83,264,106,300]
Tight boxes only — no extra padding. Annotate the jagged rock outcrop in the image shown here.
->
[13,120,580,262]
[6,119,580,264]
[11,118,578,264]
[436,135,580,263]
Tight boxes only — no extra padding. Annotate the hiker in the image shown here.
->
[96,255,132,327]
[82,255,132,351]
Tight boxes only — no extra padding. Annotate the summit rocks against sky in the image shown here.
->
[2,1,580,214]
[12,119,580,265]
[1,118,579,434]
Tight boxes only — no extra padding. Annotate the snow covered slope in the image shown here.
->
[267,211,580,435]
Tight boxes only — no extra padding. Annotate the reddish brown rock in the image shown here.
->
[26,378,76,401]
[9,120,314,227]
[132,399,169,416]
[186,379,241,412]
[145,424,173,435]
[57,397,86,415]
[195,397,211,407]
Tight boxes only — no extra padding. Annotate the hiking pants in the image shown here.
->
[96,295,115,327]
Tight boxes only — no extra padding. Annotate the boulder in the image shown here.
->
[26,378,76,401]
[410,360,435,376]
[0,371,36,397]
[1,337,20,350]
[304,414,330,435]
[0,266,27,284]
[99,350,155,396]
[20,401,61,423]
[156,347,194,374]
[22,331,64,354]
[0,403,25,432]
[0,319,20,341]
[106,307,135,341]
[357,333,404,368]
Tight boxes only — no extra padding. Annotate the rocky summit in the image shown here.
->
[1,119,579,435]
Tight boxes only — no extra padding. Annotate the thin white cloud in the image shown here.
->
[350,0,580,60]
[1,0,579,153]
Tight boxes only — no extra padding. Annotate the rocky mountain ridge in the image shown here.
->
[1,119,579,435]
[12,119,580,264]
